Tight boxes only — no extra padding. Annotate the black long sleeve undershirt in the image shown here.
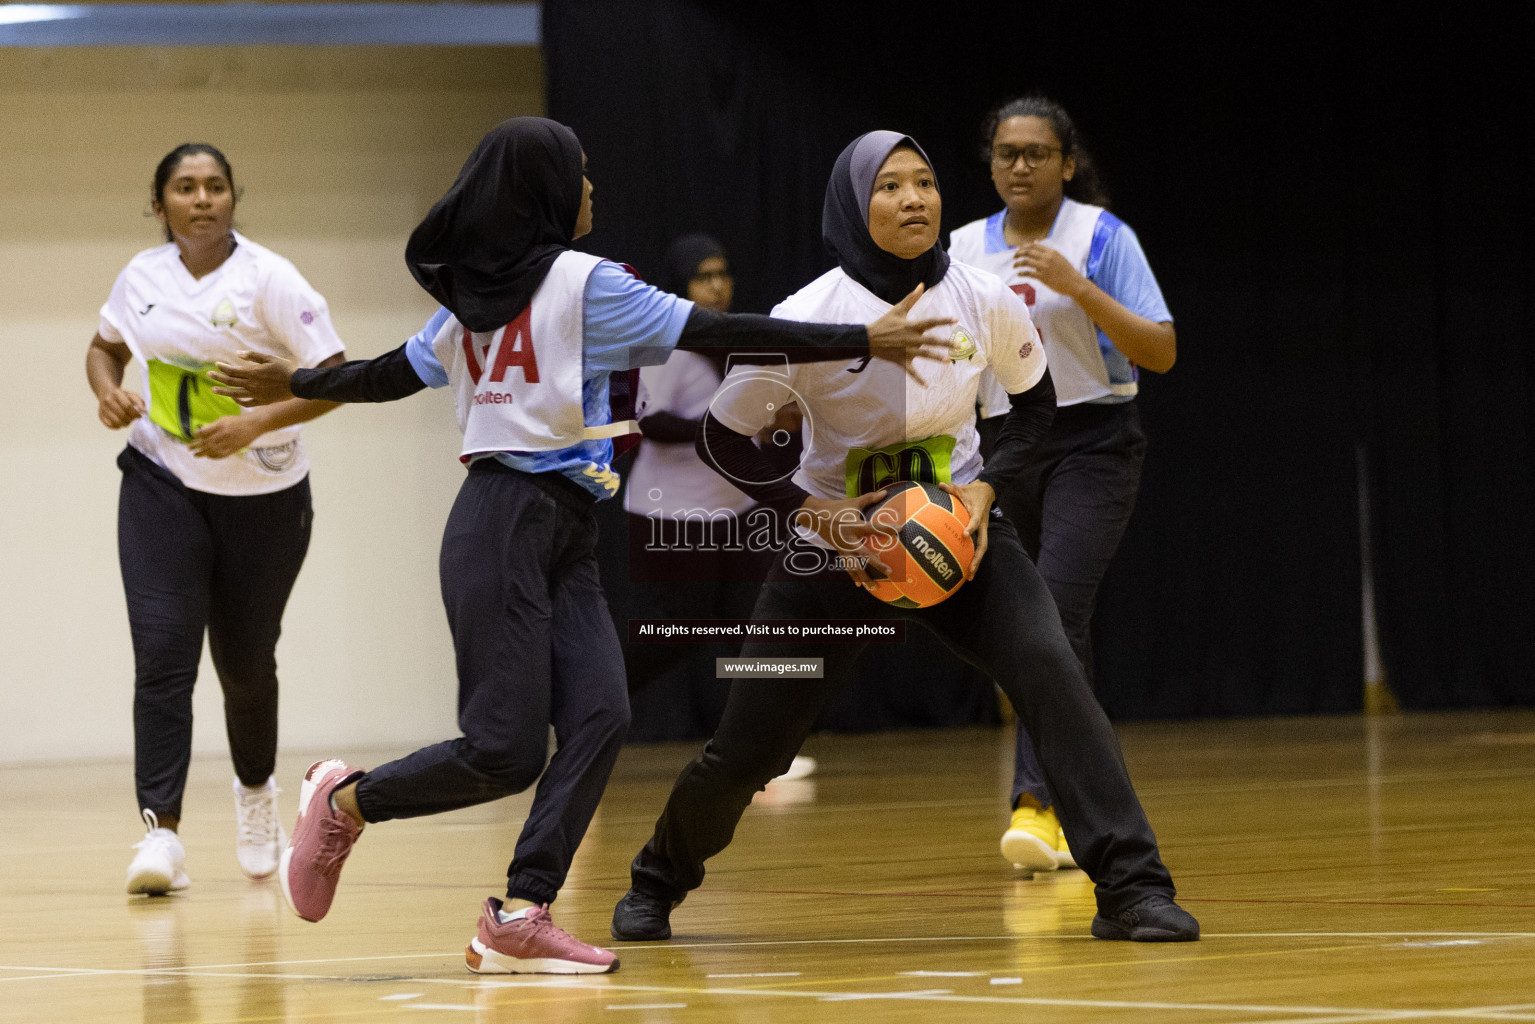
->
[638,410,700,443]
[976,368,1057,494]
[675,306,868,364]
[288,306,874,405]
[290,344,425,403]
[696,411,812,521]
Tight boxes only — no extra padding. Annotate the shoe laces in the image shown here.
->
[236,785,280,845]
[313,815,358,877]
[132,809,177,852]
[507,905,560,937]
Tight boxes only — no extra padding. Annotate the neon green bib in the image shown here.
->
[844,434,955,497]
[146,358,242,442]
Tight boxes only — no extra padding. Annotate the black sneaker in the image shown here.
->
[611,888,676,941]
[1091,895,1200,942]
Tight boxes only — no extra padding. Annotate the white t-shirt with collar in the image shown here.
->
[710,261,1047,503]
[98,232,345,495]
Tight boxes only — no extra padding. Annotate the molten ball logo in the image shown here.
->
[909,533,955,581]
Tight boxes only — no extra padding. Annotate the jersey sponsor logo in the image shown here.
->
[949,326,977,362]
[137,302,156,315]
[299,311,315,325]
[211,298,237,327]
[1019,340,1033,359]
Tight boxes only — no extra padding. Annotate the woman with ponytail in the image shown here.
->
[949,96,1177,874]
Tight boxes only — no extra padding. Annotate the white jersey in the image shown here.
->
[951,197,1135,411]
[711,262,1046,505]
[625,350,753,518]
[98,232,346,495]
[425,250,621,459]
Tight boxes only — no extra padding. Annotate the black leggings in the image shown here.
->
[353,463,631,907]
[992,402,1147,809]
[118,446,312,820]
[629,515,1175,916]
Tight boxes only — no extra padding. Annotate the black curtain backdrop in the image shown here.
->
[1349,27,1535,709]
[545,1,1535,722]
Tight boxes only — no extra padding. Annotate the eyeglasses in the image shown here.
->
[990,144,1062,169]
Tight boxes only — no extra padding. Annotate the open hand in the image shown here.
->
[209,351,297,407]
[940,480,995,580]
[867,283,955,387]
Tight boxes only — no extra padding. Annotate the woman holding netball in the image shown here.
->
[949,96,1176,872]
[610,130,1198,943]
[85,143,347,895]
[210,117,948,974]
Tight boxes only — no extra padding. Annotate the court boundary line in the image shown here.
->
[7,954,1535,1019]
[3,929,1533,981]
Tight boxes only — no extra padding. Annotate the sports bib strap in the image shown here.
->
[844,434,956,497]
[581,419,640,440]
[145,358,242,442]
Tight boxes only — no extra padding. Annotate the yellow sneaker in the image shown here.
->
[1055,825,1076,869]
[1001,805,1060,871]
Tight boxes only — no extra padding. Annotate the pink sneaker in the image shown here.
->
[279,759,362,923]
[465,898,619,974]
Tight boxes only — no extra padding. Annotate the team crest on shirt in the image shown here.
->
[949,326,977,362]
[251,440,298,473]
[211,298,237,328]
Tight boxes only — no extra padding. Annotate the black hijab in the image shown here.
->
[405,117,584,333]
[822,130,949,305]
[660,233,728,297]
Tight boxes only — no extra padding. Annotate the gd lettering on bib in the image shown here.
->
[146,358,242,442]
[844,434,955,497]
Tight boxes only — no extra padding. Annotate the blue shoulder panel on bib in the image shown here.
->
[1085,209,1124,281]
[983,209,1010,254]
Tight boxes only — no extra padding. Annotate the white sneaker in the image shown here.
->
[234,776,285,880]
[127,809,189,895]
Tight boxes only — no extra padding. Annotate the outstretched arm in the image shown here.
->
[675,284,953,383]
[188,353,346,458]
[584,262,953,385]
[210,344,427,407]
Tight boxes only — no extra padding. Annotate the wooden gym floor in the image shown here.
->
[3,710,1534,1023]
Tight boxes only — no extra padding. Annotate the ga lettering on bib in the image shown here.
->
[845,434,956,497]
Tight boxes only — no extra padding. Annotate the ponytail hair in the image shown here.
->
[979,94,1109,208]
